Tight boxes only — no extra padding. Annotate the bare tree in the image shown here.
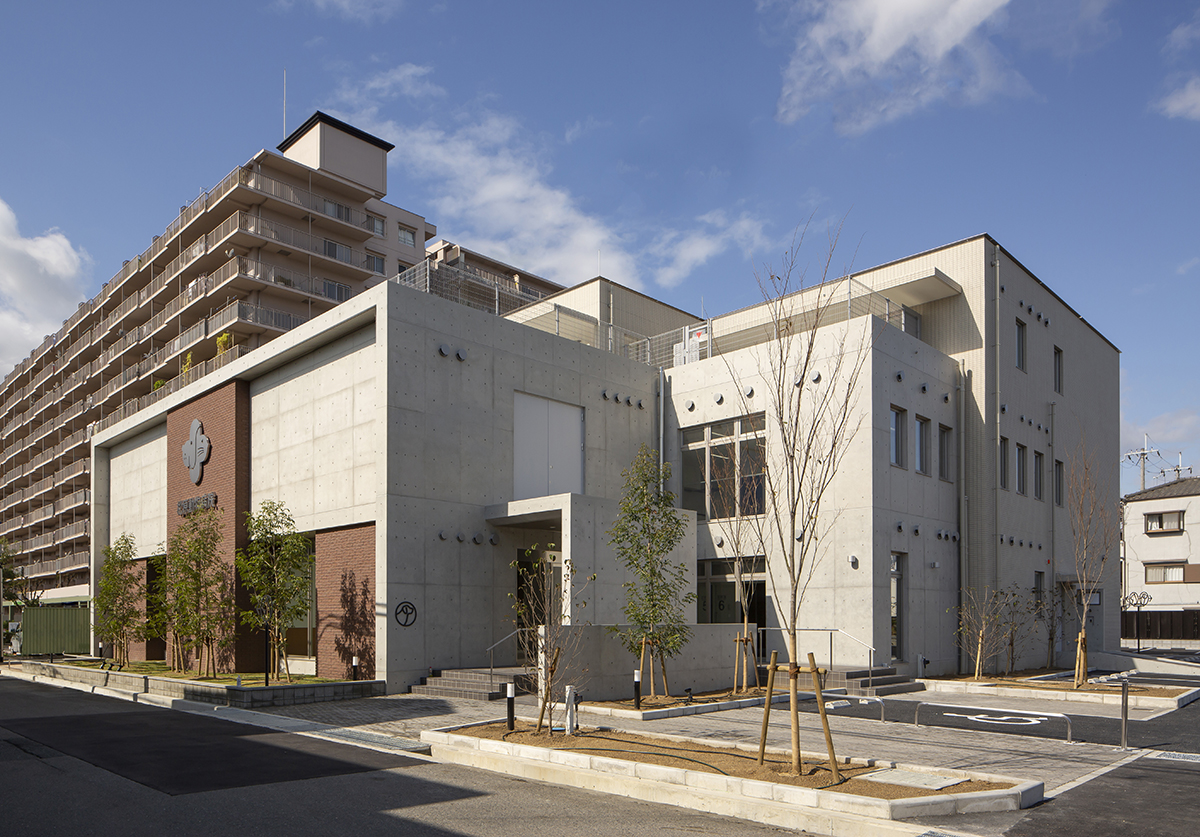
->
[708,438,763,693]
[996,584,1035,676]
[1033,580,1067,670]
[722,225,872,773]
[510,545,596,734]
[956,585,1008,679]
[1065,437,1119,687]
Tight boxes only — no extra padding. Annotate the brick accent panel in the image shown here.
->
[165,380,258,671]
[125,558,164,662]
[314,523,376,680]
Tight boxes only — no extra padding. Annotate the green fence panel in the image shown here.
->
[22,607,90,655]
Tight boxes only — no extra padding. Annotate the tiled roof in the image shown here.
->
[1124,476,1200,502]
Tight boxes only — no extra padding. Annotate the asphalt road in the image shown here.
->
[0,678,792,837]
[804,687,1200,753]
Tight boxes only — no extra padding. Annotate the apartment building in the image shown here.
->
[0,112,449,603]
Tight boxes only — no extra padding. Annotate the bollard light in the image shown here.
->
[352,655,360,681]
[633,668,642,711]
[506,682,516,731]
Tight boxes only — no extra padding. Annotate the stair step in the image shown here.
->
[848,681,926,697]
[409,684,505,700]
[848,674,911,687]
[838,667,897,679]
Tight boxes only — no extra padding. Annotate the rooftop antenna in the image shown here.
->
[283,69,287,136]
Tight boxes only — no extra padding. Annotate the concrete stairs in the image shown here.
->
[769,665,926,698]
[409,667,534,701]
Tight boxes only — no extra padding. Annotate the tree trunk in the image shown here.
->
[786,630,800,774]
[1074,629,1088,688]
[659,649,670,696]
[975,630,984,680]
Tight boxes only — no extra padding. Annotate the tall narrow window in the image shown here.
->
[1054,346,1063,394]
[999,437,1009,489]
[1016,444,1027,495]
[915,417,930,474]
[1015,319,1026,371]
[1034,571,1045,606]
[1054,459,1064,506]
[938,425,952,480]
[890,408,906,468]
[1034,451,1044,500]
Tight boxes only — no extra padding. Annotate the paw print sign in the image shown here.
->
[181,419,211,485]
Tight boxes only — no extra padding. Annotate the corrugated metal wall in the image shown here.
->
[21,607,90,654]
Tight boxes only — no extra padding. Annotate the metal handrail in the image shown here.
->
[760,626,877,688]
[487,628,534,687]
[913,701,1073,744]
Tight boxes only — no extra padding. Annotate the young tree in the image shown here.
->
[94,533,146,665]
[1065,438,1119,687]
[996,584,1035,676]
[509,545,595,733]
[160,505,234,676]
[956,585,1008,679]
[609,444,691,696]
[1033,581,1067,670]
[725,226,872,772]
[236,500,313,683]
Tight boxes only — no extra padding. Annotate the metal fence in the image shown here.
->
[20,606,90,655]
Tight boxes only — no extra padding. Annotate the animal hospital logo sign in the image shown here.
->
[181,418,211,485]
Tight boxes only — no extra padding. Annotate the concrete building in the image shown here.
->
[3,115,1121,688]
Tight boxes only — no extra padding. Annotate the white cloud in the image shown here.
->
[1165,7,1200,56]
[337,64,444,108]
[651,211,772,289]
[1157,76,1200,120]
[1177,256,1200,275]
[773,0,1028,134]
[0,198,90,376]
[292,0,405,22]
[565,116,607,144]
[335,107,643,287]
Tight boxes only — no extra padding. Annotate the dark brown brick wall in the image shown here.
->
[314,523,376,680]
[164,379,257,671]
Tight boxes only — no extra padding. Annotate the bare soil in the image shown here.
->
[462,721,1012,800]
[58,659,337,687]
[926,668,1188,698]
[584,685,778,711]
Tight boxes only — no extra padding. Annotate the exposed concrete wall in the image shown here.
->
[250,323,378,533]
[549,623,746,701]
[107,422,168,557]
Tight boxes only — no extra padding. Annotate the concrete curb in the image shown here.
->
[421,724,1040,835]
[917,678,1200,710]
[573,690,820,721]
[15,661,384,706]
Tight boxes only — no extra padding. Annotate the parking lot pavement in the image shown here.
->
[252,690,1135,796]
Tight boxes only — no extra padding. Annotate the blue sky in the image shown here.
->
[1,0,1197,494]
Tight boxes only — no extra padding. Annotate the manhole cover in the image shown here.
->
[857,768,965,790]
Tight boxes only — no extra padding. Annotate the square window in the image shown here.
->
[397,226,417,248]
[366,214,385,237]
[365,252,385,274]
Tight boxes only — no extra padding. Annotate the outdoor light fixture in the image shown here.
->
[438,344,450,357]
[714,392,724,404]
[685,400,695,411]
[849,555,859,569]
[896,371,904,382]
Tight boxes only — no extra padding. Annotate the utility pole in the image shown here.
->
[1125,434,1159,491]
[1159,452,1192,484]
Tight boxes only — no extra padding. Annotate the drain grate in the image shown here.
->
[1149,750,1200,763]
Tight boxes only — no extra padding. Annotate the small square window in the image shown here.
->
[366,214,385,237]
[365,252,385,275]
[397,226,417,248]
